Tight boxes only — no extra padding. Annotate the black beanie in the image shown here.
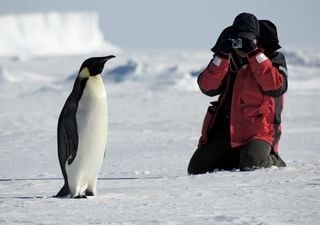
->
[232,12,260,40]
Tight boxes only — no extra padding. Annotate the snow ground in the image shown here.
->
[0,49,320,225]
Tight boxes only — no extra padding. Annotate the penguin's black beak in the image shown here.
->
[100,55,116,64]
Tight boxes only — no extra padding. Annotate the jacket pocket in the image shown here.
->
[242,104,270,122]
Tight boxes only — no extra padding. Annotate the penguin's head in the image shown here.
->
[78,55,115,78]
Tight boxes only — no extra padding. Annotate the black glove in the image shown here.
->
[211,26,235,56]
[240,38,257,53]
[219,39,233,55]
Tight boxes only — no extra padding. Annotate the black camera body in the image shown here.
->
[229,38,242,49]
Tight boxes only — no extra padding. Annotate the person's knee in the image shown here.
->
[187,145,218,175]
[239,140,272,169]
[240,149,264,168]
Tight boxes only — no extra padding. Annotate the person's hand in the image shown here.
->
[211,26,235,57]
[219,39,233,56]
[239,38,257,54]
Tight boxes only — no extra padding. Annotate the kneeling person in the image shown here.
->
[188,13,288,174]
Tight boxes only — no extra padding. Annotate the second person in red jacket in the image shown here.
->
[188,13,288,174]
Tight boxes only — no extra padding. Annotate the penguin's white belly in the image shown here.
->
[66,77,107,196]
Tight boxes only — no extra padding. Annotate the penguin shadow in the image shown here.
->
[0,176,163,200]
[1,196,49,200]
[0,178,62,200]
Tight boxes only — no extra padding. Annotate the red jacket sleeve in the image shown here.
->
[248,50,288,97]
[198,55,230,96]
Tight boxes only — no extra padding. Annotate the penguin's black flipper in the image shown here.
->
[63,115,79,165]
[57,102,77,182]
[57,78,84,168]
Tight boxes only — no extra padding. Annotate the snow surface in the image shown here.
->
[0,12,320,225]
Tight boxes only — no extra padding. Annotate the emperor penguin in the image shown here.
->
[55,55,115,198]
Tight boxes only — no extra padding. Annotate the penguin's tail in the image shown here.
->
[54,184,70,198]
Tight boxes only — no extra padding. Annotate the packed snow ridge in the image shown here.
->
[0,11,119,57]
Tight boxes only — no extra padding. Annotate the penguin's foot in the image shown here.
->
[85,190,94,196]
[73,194,87,199]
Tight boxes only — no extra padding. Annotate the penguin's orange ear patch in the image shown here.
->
[79,67,90,78]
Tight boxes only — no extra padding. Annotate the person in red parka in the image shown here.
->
[188,13,288,174]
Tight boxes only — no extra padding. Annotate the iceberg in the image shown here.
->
[0,11,119,57]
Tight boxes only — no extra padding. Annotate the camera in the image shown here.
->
[229,38,242,49]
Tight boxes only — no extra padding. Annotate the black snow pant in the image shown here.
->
[188,139,286,175]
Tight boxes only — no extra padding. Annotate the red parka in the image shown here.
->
[198,50,288,152]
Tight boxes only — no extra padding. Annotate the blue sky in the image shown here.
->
[0,0,319,51]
